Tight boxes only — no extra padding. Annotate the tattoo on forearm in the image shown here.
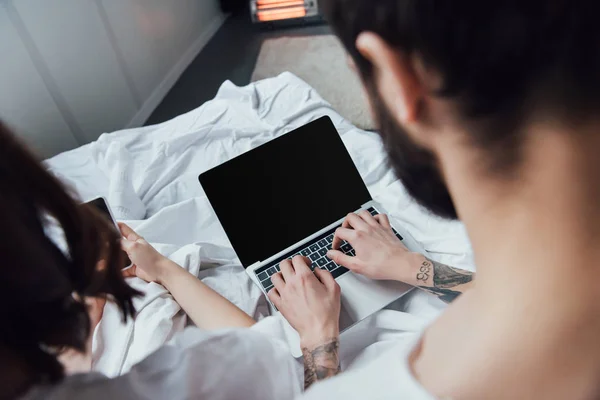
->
[432,262,473,288]
[302,338,341,390]
[418,286,462,303]
[416,261,431,283]
[416,258,473,303]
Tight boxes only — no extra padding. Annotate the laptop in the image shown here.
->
[199,116,423,356]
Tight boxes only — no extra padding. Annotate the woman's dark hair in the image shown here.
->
[0,121,139,397]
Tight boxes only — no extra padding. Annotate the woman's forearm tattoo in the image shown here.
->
[417,258,474,303]
[302,338,341,390]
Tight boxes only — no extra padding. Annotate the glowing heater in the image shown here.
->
[250,0,320,23]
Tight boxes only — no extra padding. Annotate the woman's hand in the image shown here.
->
[268,256,341,349]
[327,211,422,283]
[119,223,176,284]
[119,224,256,329]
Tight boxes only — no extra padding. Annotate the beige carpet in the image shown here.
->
[251,35,375,130]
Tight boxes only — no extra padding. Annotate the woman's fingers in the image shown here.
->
[118,222,142,241]
[122,265,137,278]
[120,237,140,254]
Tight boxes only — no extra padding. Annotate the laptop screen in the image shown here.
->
[199,116,372,267]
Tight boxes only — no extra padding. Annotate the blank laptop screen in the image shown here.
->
[199,116,372,267]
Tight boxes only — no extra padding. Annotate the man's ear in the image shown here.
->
[355,32,423,125]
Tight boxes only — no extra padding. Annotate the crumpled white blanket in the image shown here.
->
[45,72,474,377]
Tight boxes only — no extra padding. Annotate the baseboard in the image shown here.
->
[126,13,228,128]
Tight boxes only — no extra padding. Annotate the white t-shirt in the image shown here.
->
[296,309,435,400]
[22,327,303,400]
[300,335,434,400]
[22,310,436,400]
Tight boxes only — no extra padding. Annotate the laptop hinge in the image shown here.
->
[249,202,375,272]
[248,261,261,270]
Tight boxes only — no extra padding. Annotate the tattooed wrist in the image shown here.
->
[415,257,474,303]
[302,337,341,390]
[416,259,432,283]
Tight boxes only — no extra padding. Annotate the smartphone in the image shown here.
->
[84,197,133,269]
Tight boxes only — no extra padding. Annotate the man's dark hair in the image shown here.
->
[0,122,140,398]
[322,0,600,170]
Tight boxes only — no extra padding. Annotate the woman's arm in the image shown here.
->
[120,223,255,329]
[158,260,255,329]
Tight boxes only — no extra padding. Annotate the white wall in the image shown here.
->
[0,0,226,158]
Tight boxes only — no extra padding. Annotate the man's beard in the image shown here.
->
[371,91,458,220]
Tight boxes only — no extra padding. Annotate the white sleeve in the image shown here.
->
[119,327,303,400]
[24,327,303,400]
[250,314,298,350]
[297,334,435,400]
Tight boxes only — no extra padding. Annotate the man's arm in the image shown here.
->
[302,338,341,389]
[411,255,474,303]
[328,211,474,302]
[268,256,342,390]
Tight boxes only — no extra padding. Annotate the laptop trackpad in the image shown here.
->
[339,298,355,333]
[338,272,413,331]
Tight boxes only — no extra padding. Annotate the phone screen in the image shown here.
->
[84,198,132,269]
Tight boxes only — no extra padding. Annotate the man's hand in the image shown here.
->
[328,211,475,302]
[268,256,341,348]
[268,256,341,389]
[328,210,420,282]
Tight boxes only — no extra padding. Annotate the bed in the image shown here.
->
[46,72,475,377]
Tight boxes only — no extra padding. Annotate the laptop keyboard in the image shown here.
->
[255,207,403,293]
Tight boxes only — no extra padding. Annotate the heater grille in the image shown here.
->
[250,0,319,22]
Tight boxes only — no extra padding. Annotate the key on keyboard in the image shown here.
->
[255,230,350,290]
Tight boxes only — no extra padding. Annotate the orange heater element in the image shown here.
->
[257,8,306,21]
[251,0,319,23]
[257,0,305,6]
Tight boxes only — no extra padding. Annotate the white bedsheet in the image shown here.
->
[46,72,474,377]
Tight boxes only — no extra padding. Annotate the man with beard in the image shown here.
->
[267,0,600,399]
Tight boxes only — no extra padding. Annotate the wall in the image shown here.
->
[0,0,226,158]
